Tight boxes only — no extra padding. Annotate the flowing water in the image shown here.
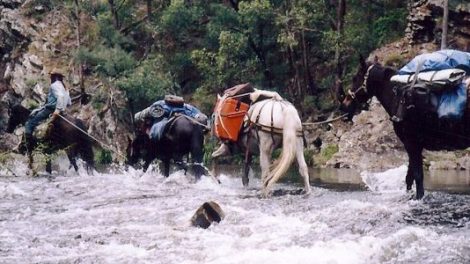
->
[1,159,470,264]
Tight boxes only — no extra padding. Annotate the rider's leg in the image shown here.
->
[211,142,230,158]
[23,107,53,152]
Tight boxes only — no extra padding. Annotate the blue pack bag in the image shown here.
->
[399,49,470,75]
[437,82,467,119]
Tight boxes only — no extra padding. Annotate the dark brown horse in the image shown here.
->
[126,115,207,179]
[7,104,95,174]
[340,57,470,199]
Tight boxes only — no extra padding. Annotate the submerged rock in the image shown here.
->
[191,201,225,229]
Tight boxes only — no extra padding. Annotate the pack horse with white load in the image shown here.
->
[340,49,470,199]
[212,83,311,196]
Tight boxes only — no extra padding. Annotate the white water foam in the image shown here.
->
[360,165,407,193]
[0,161,468,263]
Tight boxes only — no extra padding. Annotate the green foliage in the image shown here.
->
[95,149,113,165]
[384,53,406,68]
[74,0,409,135]
[303,149,315,166]
[372,8,407,46]
[160,0,204,44]
[313,144,339,167]
[25,99,39,110]
[76,46,136,77]
[25,77,38,88]
[116,58,174,111]
[24,0,61,18]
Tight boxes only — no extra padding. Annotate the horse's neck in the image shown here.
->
[371,77,398,118]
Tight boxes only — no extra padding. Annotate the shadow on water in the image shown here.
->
[403,192,470,228]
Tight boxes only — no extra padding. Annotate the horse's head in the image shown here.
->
[6,104,31,133]
[126,135,142,166]
[339,56,372,117]
[339,55,398,118]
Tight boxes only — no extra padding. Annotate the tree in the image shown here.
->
[441,0,448,49]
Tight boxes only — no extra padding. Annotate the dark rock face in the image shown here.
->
[191,201,225,229]
[0,0,23,9]
[406,0,470,50]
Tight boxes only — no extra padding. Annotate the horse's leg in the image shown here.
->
[295,138,311,194]
[163,159,170,177]
[143,160,151,172]
[27,152,36,176]
[44,147,53,175]
[190,131,205,180]
[66,148,79,172]
[79,141,95,174]
[243,153,252,187]
[405,166,414,191]
[405,144,424,199]
[259,134,274,197]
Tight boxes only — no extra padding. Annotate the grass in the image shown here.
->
[312,144,339,167]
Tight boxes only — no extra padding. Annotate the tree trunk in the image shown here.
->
[73,0,85,99]
[334,0,346,98]
[108,0,120,29]
[441,0,448,49]
[301,29,316,95]
[146,0,152,19]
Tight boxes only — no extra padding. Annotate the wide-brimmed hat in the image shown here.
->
[49,68,65,76]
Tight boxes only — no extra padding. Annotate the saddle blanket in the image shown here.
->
[149,118,170,141]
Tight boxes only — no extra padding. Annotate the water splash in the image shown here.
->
[0,162,469,263]
[360,165,407,193]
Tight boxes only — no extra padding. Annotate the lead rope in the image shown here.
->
[58,113,126,160]
[301,113,348,126]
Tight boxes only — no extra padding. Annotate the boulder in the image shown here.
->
[191,201,225,229]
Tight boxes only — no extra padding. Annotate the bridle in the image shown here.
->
[347,64,375,101]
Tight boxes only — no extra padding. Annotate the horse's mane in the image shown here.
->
[367,63,397,83]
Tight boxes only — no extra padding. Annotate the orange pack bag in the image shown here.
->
[213,97,250,142]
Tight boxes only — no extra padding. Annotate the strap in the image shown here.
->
[411,59,424,88]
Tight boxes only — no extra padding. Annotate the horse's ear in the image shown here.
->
[374,56,379,64]
[359,54,367,71]
[127,135,132,144]
[383,67,396,79]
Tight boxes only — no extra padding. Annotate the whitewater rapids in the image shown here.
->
[0,161,469,263]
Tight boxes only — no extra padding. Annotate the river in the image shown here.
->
[0,159,469,263]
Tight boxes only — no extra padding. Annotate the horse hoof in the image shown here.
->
[261,190,271,199]
[302,188,311,196]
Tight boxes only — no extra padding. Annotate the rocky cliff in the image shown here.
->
[0,0,132,160]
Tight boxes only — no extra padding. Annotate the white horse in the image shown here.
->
[213,96,311,196]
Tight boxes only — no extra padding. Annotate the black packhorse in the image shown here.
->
[126,115,207,179]
[340,57,470,199]
[7,104,95,174]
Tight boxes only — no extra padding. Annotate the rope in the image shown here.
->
[57,114,126,160]
[226,92,252,99]
[177,114,211,131]
[302,113,348,126]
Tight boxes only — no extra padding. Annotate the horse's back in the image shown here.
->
[248,100,300,129]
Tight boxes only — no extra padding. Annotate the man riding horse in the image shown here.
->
[19,68,71,153]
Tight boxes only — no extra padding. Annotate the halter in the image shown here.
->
[348,64,375,100]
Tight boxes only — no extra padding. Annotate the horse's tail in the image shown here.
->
[263,104,300,189]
